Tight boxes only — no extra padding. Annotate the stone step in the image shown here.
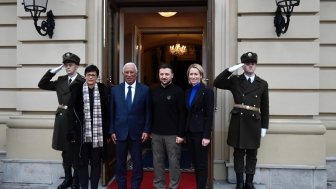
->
[214,180,268,189]
[3,180,336,189]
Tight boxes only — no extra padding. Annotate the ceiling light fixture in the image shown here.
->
[169,43,187,56]
[158,12,177,18]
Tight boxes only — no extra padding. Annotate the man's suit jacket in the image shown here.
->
[185,83,214,139]
[109,82,151,141]
[214,69,269,149]
[38,71,84,151]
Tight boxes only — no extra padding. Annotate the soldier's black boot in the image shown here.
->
[235,173,244,189]
[244,174,255,189]
[71,168,79,189]
[58,166,72,189]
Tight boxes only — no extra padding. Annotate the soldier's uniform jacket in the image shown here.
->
[38,71,85,151]
[214,69,269,149]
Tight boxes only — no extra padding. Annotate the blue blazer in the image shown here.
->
[109,82,151,141]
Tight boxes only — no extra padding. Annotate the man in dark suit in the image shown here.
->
[38,52,84,189]
[109,62,151,189]
[214,52,269,189]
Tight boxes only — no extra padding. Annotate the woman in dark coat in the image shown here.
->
[67,65,109,189]
[185,63,214,189]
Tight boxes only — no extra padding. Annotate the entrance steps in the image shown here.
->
[213,180,268,189]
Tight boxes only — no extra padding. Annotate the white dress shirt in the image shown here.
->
[244,74,255,83]
[125,82,136,102]
[68,73,78,84]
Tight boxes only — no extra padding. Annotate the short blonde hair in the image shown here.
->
[187,63,206,84]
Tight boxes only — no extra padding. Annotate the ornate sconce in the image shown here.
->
[274,0,300,37]
[22,0,55,39]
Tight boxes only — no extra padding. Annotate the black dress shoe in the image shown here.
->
[71,184,79,189]
[57,178,72,189]
[71,178,79,189]
[244,182,255,189]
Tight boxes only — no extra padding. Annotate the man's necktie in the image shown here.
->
[68,78,72,85]
[248,77,252,84]
[126,86,132,110]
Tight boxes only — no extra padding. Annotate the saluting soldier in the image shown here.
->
[214,52,269,189]
[38,52,85,189]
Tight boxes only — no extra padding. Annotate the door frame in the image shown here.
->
[103,0,214,187]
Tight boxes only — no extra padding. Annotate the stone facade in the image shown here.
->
[0,0,336,188]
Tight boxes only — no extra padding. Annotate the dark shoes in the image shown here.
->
[57,178,72,189]
[71,184,79,189]
[71,177,79,189]
[236,173,255,189]
[57,178,79,189]
[71,168,80,189]
[236,181,255,189]
[244,174,255,189]
[244,182,255,189]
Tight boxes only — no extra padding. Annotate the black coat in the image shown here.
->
[38,71,84,151]
[214,69,269,149]
[67,82,109,157]
[185,83,214,139]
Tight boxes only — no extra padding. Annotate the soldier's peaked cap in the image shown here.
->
[62,52,80,65]
[240,52,258,64]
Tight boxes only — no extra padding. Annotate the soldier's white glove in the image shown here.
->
[228,63,244,72]
[50,64,64,74]
[261,128,267,137]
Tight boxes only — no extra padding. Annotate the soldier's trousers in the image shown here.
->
[233,148,258,174]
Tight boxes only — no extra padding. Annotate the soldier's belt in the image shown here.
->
[234,104,260,113]
[58,105,68,110]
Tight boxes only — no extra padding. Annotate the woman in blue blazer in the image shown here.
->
[185,63,214,189]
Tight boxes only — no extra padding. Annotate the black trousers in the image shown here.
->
[73,142,102,189]
[62,150,73,166]
[187,132,209,189]
[233,148,258,175]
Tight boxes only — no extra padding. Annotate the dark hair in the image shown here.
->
[85,65,99,76]
[158,63,174,73]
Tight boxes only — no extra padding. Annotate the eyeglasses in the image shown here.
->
[86,74,97,77]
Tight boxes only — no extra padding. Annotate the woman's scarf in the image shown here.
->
[83,82,103,148]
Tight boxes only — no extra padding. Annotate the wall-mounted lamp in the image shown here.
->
[274,0,300,37]
[22,0,55,39]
